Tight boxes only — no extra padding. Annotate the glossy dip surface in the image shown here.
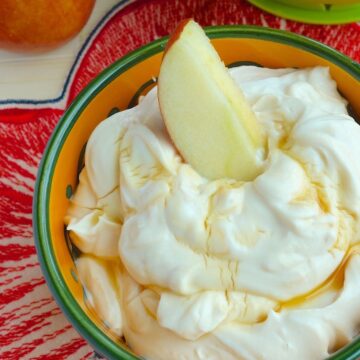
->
[66,65,360,360]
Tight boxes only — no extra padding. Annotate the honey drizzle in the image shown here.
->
[280,244,360,310]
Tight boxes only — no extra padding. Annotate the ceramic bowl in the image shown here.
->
[248,0,360,24]
[277,0,360,6]
[33,25,360,360]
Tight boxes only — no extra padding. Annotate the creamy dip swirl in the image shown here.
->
[65,66,360,360]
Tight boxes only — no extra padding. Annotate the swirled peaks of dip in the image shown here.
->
[65,20,360,360]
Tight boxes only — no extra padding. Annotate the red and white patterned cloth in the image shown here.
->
[0,1,359,359]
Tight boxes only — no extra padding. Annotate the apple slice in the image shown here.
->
[158,19,265,181]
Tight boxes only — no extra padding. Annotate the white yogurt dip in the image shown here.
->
[65,66,360,360]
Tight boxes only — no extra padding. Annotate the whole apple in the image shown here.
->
[0,0,95,51]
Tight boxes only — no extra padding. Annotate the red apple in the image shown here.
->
[158,20,265,181]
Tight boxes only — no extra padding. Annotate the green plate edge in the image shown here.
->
[33,25,360,360]
[248,0,360,24]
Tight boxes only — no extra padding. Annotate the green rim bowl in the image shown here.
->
[33,25,360,360]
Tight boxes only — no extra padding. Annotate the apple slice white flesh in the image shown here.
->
[158,19,265,181]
